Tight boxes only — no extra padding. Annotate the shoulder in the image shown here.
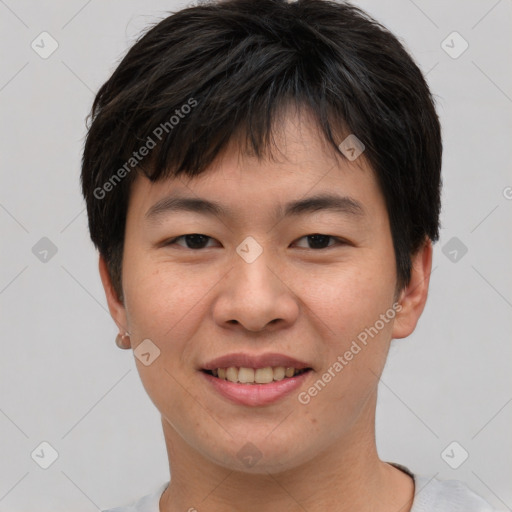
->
[411,474,496,512]
[101,482,169,512]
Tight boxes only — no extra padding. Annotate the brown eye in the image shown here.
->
[166,234,216,249]
[294,234,344,249]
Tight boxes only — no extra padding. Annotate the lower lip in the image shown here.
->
[201,370,312,407]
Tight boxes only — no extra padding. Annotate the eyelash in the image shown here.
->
[163,233,349,250]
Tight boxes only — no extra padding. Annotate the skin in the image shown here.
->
[99,105,432,512]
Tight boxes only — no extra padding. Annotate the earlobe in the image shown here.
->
[392,239,433,339]
[98,254,129,335]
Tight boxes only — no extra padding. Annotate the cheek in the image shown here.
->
[121,256,209,416]
[123,250,208,337]
[301,258,396,407]
[304,260,396,337]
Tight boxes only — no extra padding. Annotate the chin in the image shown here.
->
[201,436,318,475]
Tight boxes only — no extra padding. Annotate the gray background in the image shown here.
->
[0,0,511,510]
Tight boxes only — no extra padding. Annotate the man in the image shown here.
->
[81,0,495,510]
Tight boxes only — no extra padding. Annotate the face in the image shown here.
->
[100,107,431,475]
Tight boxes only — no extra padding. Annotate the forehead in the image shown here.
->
[127,106,383,222]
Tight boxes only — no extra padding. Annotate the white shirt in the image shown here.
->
[102,464,496,512]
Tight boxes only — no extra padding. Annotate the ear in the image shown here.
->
[98,254,129,335]
[392,239,433,339]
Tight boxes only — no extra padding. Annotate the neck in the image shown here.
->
[159,396,414,512]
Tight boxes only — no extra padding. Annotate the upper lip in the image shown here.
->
[202,352,312,371]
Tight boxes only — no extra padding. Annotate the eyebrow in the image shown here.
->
[144,192,365,224]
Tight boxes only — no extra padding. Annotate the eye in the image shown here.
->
[163,233,347,250]
[294,234,346,249]
[165,234,217,249]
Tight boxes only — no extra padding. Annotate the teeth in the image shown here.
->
[254,367,274,384]
[211,366,307,384]
[226,367,238,382]
[273,366,285,381]
[238,367,254,383]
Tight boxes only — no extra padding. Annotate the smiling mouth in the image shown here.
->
[202,366,312,384]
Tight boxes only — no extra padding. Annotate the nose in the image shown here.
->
[212,248,300,333]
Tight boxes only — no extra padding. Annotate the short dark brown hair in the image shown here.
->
[81,0,442,303]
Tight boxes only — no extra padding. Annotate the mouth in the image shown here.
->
[200,367,313,406]
[199,353,314,405]
[201,366,312,384]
